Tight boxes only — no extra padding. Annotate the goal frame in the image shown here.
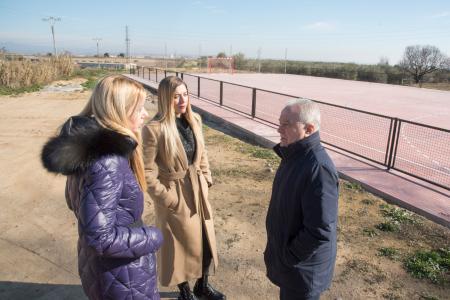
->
[207,57,235,74]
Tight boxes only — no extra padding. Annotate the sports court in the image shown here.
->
[200,73,450,129]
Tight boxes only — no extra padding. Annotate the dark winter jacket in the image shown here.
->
[42,116,163,300]
[264,132,339,296]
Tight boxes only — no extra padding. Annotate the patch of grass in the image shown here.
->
[81,77,100,89]
[0,84,42,95]
[211,166,272,182]
[205,132,235,145]
[70,68,125,90]
[404,248,450,284]
[376,221,400,232]
[362,228,379,237]
[380,204,419,225]
[420,294,439,300]
[361,198,375,205]
[382,292,401,300]
[236,143,280,164]
[340,258,370,279]
[343,181,364,192]
[341,258,386,285]
[378,247,400,260]
[251,148,276,159]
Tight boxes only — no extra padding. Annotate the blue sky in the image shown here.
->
[1,0,449,64]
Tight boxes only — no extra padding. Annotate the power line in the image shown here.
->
[284,48,287,74]
[257,47,262,73]
[42,16,61,57]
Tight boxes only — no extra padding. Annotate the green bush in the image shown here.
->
[404,248,450,284]
[376,221,400,232]
[377,247,400,260]
[380,204,418,225]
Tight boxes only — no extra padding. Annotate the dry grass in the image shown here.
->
[0,55,73,89]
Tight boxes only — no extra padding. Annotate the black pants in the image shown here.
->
[202,223,213,275]
[280,288,320,300]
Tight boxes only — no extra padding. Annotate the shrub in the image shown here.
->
[404,248,450,284]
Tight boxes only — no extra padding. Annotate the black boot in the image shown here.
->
[193,275,226,300]
[178,282,199,300]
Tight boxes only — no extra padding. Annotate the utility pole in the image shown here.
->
[164,43,167,69]
[284,48,288,74]
[257,47,262,73]
[93,38,102,68]
[42,16,61,57]
[198,43,202,70]
[125,25,130,64]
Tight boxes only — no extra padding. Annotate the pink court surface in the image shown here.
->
[197,73,450,129]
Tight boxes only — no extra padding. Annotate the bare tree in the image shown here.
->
[399,45,447,84]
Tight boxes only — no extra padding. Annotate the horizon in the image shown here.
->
[1,0,449,65]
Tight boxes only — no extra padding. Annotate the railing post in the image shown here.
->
[198,77,200,98]
[164,70,167,78]
[176,72,179,77]
[251,88,256,118]
[181,73,184,80]
[391,120,402,169]
[387,118,398,170]
[137,66,140,77]
[220,81,223,106]
[384,118,394,166]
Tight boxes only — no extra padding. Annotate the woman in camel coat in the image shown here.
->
[142,76,225,300]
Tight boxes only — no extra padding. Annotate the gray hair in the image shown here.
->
[285,98,321,130]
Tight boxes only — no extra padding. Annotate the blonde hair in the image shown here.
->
[80,75,147,190]
[155,76,201,164]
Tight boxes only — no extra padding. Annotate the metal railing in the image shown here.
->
[131,66,450,191]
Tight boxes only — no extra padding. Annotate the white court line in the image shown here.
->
[399,126,449,172]
[323,131,450,176]
[394,156,450,176]
[321,131,386,154]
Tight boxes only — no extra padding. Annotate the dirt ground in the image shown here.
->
[0,79,449,300]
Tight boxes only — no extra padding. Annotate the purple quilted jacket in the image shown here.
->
[42,116,163,300]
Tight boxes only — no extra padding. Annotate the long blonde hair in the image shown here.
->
[79,75,147,190]
[155,76,201,164]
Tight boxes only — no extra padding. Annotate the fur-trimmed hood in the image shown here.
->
[41,116,137,175]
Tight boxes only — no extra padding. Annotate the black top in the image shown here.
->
[176,116,196,165]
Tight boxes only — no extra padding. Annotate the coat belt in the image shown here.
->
[158,165,211,219]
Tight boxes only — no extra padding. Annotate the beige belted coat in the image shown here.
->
[142,114,218,287]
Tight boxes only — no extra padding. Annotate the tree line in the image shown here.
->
[225,45,450,86]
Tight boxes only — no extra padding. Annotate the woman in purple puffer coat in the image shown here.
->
[41,75,163,300]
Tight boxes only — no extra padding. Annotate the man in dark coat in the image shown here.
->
[264,98,339,300]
